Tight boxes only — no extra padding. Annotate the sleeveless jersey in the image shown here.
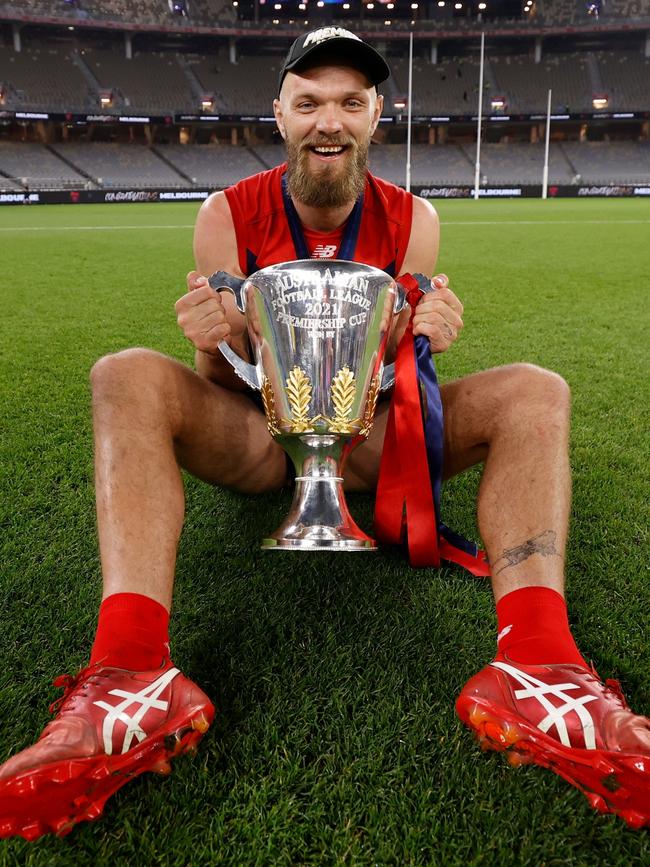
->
[224,163,413,277]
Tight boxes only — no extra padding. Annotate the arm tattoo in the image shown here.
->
[493,530,560,575]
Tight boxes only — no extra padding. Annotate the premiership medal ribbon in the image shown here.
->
[375,274,491,577]
[375,277,439,566]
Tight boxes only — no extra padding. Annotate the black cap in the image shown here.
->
[278,27,390,94]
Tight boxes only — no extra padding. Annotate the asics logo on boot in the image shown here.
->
[491,661,598,750]
[93,667,181,755]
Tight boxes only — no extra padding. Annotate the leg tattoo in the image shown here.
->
[493,530,560,576]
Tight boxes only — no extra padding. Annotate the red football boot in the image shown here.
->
[0,659,215,841]
[456,659,650,829]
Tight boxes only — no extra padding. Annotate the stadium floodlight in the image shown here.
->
[592,94,609,110]
[411,2,418,7]
[317,0,324,6]
[384,19,391,24]
[454,2,462,8]
[343,2,350,7]
[274,3,281,8]
[367,2,375,7]
[298,2,305,7]
[387,2,394,7]
[478,1,486,7]
[438,1,445,5]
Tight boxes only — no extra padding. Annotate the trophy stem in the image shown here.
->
[261,446,376,551]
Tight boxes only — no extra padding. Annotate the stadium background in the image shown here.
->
[1,0,649,200]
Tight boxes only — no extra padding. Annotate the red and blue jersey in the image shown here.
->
[224,163,413,277]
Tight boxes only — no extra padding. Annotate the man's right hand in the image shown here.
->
[175,271,232,354]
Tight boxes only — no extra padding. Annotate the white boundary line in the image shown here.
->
[443,219,650,226]
[0,224,195,231]
[1,219,649,233]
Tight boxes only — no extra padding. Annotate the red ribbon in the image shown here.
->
[374,277,440,567]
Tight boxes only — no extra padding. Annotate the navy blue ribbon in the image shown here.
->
[408,275,487,565]
[281,173,364,261]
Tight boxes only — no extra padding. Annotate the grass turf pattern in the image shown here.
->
[0,199,648,865]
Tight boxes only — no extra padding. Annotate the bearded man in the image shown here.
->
[0,28,648,840]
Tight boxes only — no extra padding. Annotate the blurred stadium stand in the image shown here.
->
[0,43,95,112]
[3,141,648,191]
[0,1,649,191]
[48,142,188,187]
[0,141,89,188]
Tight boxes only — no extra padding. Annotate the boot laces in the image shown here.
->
[49,662,106,714]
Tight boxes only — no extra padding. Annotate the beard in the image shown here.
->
[285,135,369,208]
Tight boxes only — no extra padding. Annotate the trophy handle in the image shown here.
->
[380,273,432,391]
[207,270,262,391]
[207,270,246,310]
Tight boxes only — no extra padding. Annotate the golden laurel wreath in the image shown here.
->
[261,366,379,437]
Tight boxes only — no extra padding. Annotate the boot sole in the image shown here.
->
[456,695,649,830]
[0,704,214,841]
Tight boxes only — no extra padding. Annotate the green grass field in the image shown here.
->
[0,198,649,865]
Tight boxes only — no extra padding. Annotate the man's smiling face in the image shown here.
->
[274,63,383,208]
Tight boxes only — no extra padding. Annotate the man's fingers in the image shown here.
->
[428,286,464,315]
[413,301,464,332]
[175,283,218,314]
[413,320,457,353]
[186,270,209,292]
[182,310,231,353]
[432,273,449,289]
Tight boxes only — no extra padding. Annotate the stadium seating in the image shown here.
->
[560,141,650,184]
[49,142,186,187]
[186,53,279,116]
[0,0,236,26]
[83,48,195,114]
[156,144,267,186]
[0,44,94,112]
[2,141,648,191]
[2,38,648,118]
[250,145,286,170]
[0,142,88,188]
[595,51,650,112]
[389,55,486,116]
[490,52,593,114]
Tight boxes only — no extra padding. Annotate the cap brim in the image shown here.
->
[283,38,390,89]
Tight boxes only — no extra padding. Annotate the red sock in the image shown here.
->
[90,592,170,671]
[495,586,588,669]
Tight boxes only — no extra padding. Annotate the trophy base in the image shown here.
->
[261,534,376,552]
[261,473,377,552]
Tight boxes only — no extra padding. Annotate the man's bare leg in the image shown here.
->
[439,362,570,602]
[91,347,287,610]
[347,361,570,600]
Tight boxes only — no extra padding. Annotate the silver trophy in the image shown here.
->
[209,260,405,551]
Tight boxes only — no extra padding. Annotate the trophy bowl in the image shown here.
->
[209,259,404,551]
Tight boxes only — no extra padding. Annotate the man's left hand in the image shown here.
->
[412,274,464,354]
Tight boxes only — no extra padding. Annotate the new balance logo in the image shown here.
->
[491,661,598,750]
[94,667,180,755]
[311,244,338,259]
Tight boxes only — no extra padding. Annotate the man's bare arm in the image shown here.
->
[176,191,250,390]
[390,196,464,356]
